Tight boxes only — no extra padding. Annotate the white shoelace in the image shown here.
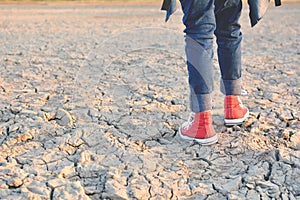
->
[241,89,248,96]
[182,113,195,130]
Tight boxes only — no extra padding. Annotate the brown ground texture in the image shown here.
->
[0,2,299,200]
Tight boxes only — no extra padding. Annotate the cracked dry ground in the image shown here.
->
[0,4,299,200]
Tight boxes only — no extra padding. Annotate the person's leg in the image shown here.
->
[215,0,242,95]
[178,0,217,145]
[214,0,249,125]
[180,0,216,113]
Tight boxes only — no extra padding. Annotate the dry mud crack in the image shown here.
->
[0,4,299,200]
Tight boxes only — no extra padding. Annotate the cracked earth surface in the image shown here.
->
[0,3,299,200]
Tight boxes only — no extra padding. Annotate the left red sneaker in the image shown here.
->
[179,111,218,145]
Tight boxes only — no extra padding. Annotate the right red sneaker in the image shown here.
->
[179,111,218,145]
[224,96,249,126]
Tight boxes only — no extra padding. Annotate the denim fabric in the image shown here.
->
[161,0,177,21]
[180,0,243,112]
[162,0,279,26]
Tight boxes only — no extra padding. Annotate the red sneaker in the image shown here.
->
[179,111,218,145]
[224,96,249,126]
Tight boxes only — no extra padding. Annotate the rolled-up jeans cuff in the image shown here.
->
[220,78,242,95]
[190,93,212,113]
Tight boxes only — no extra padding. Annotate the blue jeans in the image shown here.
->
[180,0,243,112]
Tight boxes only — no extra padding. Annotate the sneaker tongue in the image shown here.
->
[187,113,195,122]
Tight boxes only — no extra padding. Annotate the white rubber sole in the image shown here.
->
[224,109,249,126]
[178,128,218,145]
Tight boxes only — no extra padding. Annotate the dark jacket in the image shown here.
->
[161,0,281,27]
